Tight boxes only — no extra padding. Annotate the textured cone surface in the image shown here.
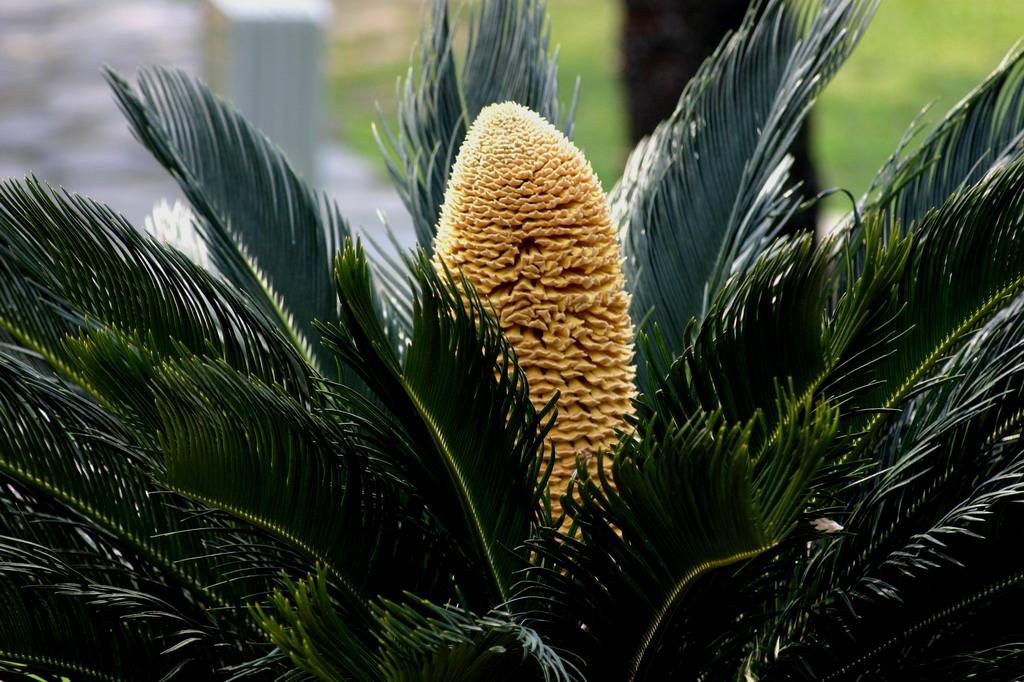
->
[433,101,636,503]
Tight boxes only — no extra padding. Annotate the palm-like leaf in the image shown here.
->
[866,45,1024,231]
[762,296,1024,679]
[322,243,555,607]
[522,391,837,679]
[260,568,580,682]
[372,598,577,682]
[377,0,569,252]
[0,568,176,681]
[0,475,196,681]
[151,356,451,622]
[3,0,1024,679]
[107,66,346,372]
[730,110,1024,681]
[614,0,875,389]
[840,155,1024,448]
[0,177,311,401]
[646,232,831,427]
[0,351,278,677]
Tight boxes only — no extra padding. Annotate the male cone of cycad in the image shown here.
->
[433,101,637,506]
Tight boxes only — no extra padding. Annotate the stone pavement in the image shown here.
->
[0,0,414,249]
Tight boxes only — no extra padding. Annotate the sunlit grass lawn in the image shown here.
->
[328,0,1024,198]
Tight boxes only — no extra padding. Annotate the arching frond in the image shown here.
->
[522,391,837,680]
[377,0,569,252]
[0,177,311,402]
[258,568,580,682]
[645,232,831,428]
[614,0,876,388]
[840,155,1024,447]
[762,296,1024,680]
[0,351,275,677]
[151,356,452,625]
[321,242,555,607]
[107,66,348,372]
[866,44,1024,232]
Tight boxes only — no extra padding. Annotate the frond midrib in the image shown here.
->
[824,406,1024,612]
[401,376,511,602]
[228,234,321,373]
[849,272,1024,456]
[121,79,321,374]
[164,483,371,620]
[0,650,123,682]
[820,567,1024,681]
[627,544,772,681]
[0,311,107,406]
[0,454,247,634]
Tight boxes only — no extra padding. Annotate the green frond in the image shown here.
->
[0,482,210,681]
[0,351,271,676]
[772,524,1024,681]
[820,216,915,391]
[373,597,579,682]
[151,356,450,624]
[257,568,580,682]
[2,0,1024,678]
[893,641,1024,682]
[321,242,555,607]
[646,232,831,427]
[255,568,378,681]
[842,155,1024,449]
[523,391,837,679]
[0,177,312,401]
[377,0,569,252]
[760,297,1024,680]
[0,351,203,605]
[0,570,168,681]
[154,358,372,608]
[866,44,1024,232]
[106,66,348,373]
[829,44,1024,421]
[614,0,876,389]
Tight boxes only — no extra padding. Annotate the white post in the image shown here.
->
[203,0,331,184]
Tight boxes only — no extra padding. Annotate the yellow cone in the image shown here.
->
[433,101,636,508]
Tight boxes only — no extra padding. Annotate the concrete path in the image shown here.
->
[0,0,413,248]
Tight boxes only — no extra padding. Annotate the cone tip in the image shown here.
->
[472,101,558,137]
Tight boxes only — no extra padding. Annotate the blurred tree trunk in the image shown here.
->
[621,0,819,233]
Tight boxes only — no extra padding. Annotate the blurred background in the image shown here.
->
[2,0,1023,247]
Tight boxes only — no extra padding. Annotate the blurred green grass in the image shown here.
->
[327,0,627,189]
[817,0,1024,202]
[327,0,1024,198]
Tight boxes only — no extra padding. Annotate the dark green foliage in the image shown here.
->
[0,177,311,401]
[763,295,1024,680]
[376,0,569,252]
[522,393,837,680]
[645,232,832,426]
[257,568,577,682]
[321,245,555,608]
[0,352,271,679]
[107,66,346,373]
[847,154,1024,440]
[613,0,876,392]
[2,0,1024,680]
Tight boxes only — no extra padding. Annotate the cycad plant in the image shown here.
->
[4,0,1024,679]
